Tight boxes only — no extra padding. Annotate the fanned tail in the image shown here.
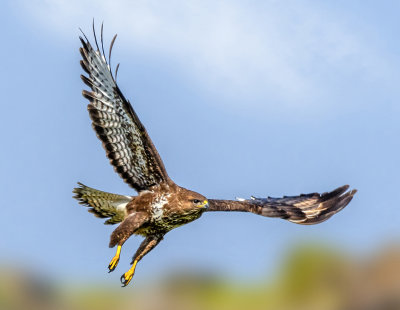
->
[73,182,132,224]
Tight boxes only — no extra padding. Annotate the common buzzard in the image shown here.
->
[73,24,357,287]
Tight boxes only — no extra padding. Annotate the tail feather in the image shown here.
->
[72,182,132,224]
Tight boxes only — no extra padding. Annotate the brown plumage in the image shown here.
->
[73,23,357,287]
[208,185,356,225]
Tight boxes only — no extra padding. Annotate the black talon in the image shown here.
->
[120,274,127,287]
[108,258,119,273]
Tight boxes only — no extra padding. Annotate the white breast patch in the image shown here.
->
[151,194,169,221]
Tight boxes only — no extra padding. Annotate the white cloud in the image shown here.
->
[17,0,392,111]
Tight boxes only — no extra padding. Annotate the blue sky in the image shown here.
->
[1,0,400,285]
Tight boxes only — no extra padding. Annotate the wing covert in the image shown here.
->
[79,25,170,192]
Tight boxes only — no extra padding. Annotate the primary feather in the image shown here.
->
[79,32,170,192]
[208,185,357,225]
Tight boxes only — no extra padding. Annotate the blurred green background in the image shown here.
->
[2,243,400,310]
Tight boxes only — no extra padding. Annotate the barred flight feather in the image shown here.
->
[79,28,170,192]
[208,185,357,225]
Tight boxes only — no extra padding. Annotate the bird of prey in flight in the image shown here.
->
[73,23,357,287]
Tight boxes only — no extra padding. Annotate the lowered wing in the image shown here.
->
[207,185,356,225]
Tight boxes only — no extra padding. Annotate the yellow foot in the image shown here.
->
[108,245,121,273]
[120,261,137,287]
[108,256,120,273]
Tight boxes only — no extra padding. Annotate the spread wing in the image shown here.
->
[207,185,357,225]
[79,25,170,192]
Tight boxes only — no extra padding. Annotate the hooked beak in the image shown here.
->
[202,200,209,209]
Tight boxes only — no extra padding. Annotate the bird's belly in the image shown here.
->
[136,212,202,236]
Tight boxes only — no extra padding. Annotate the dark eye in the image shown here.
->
[193,199,200,204]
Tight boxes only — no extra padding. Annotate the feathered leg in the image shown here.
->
[120,234,163,287]
[108,212,148,272]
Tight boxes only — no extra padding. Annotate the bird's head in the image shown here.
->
[180,188,208,211]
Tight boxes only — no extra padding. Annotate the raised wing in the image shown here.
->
[207,185,356,225]
[79,25,170,192]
